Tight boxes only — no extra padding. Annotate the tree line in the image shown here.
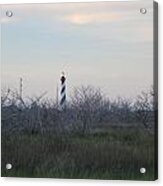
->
[1,86,156,136]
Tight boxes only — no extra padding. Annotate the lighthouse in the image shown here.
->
[60,72,66,109]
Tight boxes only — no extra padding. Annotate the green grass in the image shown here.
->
[1,128,155,180]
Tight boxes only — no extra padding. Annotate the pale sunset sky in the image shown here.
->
[1,0,153,100]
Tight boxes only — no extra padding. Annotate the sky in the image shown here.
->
[1,1,153,100]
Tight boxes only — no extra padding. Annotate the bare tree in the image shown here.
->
[109,97,133,125]
[134,87,154,131]
[71,86,104,135]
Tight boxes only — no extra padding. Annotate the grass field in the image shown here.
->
[1,127,155,180]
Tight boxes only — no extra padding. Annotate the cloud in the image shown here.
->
[63,12,119,25]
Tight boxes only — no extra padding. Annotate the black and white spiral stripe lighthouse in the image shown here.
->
[60,72,66,109]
